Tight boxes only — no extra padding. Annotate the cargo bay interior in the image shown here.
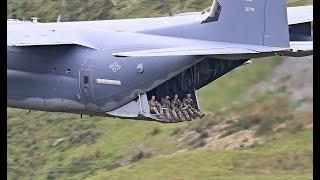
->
[147,57,248,122]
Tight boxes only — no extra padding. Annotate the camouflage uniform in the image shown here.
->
[170,98,185,121]
[160,97,172,120]
[182,99,195,119]
[180,100,191,120]
[149,98,164,119]
[183,96,203,118]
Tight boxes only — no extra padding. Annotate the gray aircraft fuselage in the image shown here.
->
[7,0,313,121]
[7,17,210,117]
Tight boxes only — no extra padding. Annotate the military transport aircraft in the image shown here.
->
[7,0,313,122]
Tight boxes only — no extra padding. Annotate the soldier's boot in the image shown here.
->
[199,113,205,119]
[197,111,205,119]
[192,108,205,119]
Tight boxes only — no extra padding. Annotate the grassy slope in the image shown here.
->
[7,0,312,179]
[89,131,312,180]
[8,58,312,180]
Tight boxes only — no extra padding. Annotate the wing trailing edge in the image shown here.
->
[279,41,313,57]
[112,41,290,59]
[113,40,313,59]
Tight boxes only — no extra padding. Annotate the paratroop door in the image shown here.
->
[79,69,94,104]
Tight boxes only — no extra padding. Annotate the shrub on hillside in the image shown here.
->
[221,117,262,137]
[197,140,206,147]
[149,127,161,136]
[255,119,275,136]
[130,148,153,163]
[69,129,101,144]
[171,127,182,136]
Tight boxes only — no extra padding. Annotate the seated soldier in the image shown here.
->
[160,95,172,121]
[172,94,191,121]
[149,95,164,119]
[182,98,194,120]
[170,94,184,122]
[183,93,205,119]
[180,103,191,120]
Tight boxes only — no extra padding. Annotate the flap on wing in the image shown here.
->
[8,41,97,49]
[112,42,288,58]
[287,5,313,25]
[289,41,313,51]
[278,41,313,57]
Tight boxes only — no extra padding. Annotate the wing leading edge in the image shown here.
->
[7,24,97,49]
[287,5,313,25]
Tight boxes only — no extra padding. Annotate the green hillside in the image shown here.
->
[8,0,312,21]
[7,80,313,179]
[7,0,313,179]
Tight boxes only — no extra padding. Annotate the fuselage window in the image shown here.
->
[83,76,89,85]
[67,68,71,74]
[53,67,56,73]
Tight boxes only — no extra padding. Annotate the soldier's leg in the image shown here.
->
[176,110,185,121]
[150,107,159,115]
[182,110,191,120]
[187,108,195,119]
[189,108,199,118]
[191,108,201,117]
[171,109,179,122]
[156,105,164,119]
[191,108,204,118]
[164,109,172,120]
[157,105,164,115]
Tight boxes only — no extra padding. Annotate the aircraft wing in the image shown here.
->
[7,24,97,49]
[287,5,313,25]
[113,38,314,58]
[112,41,290,58]
[8,34,97,49]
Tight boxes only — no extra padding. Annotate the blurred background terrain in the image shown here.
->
[7,0,313,179]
